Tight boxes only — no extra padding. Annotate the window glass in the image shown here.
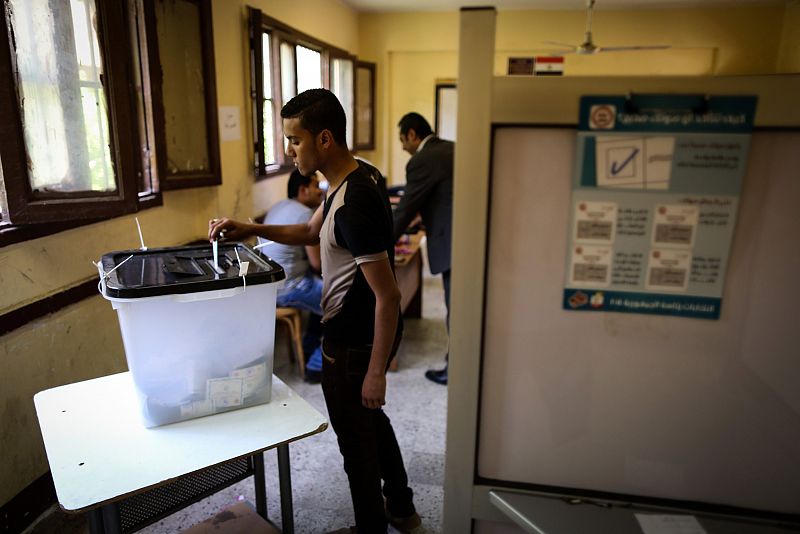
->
[331,58,354,148]
[0,174,7,221]
[296,45,322,93]
[128,0,156,197]
[262,34,276,165]
[9,0,115,194]
[155,0,209,175]
[280,42,295,102]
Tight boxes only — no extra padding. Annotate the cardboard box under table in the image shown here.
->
[98,243,285,427]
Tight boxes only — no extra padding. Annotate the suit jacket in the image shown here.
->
[393,137,454,275]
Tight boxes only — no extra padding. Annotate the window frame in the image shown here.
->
[0,0,141,226]
[0,0,223,247]
[142,0,221,191]
[249,8,359,180]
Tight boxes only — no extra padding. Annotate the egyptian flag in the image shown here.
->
[535,56,564,76]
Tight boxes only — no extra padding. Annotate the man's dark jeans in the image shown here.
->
[321,338,415,533]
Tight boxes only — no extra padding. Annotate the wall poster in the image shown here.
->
[563,94,757,319]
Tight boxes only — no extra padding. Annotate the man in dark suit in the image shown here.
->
[393,112,453,385]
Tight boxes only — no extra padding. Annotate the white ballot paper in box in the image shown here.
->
[569,244,612,288]
[180,398,214,418]
[652,204,699,249]
[646,249,691,292]
[207,376,244,408]
[574,201,617,244]
[230,361,268,397]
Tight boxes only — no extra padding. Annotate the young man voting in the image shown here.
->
[208,89,420,534]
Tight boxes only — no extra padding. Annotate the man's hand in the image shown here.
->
[208,217,252,242]
[362,372,387,409]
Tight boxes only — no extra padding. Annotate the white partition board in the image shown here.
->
[478,128,800,515]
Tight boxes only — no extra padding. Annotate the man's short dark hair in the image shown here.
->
[398,112,432,139]
[280,88,347,145]
[287,169,312,199]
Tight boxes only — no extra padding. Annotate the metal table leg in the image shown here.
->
[277,443,294,534]
[101,503,121,534]
[88,509,105,534]
[253,452,268,519]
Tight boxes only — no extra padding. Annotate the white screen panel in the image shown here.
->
[478,128,800,515]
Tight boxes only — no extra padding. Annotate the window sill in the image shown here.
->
[0,196,163,248]
[255,164,296,182]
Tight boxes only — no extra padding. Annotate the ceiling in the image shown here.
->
[341,0,786,13]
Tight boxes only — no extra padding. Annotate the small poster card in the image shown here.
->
[569,245,612,287]
[207,377,244,408]
[646,249,691,291]
[230,361,267,397]
[635,514,707,534]
[574,201,618,244]
[652,204,699,248]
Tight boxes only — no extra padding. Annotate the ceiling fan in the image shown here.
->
[543,0,671,55]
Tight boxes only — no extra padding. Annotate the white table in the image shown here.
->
[34,372,327,534]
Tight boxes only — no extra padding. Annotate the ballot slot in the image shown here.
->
[163,255,205,276]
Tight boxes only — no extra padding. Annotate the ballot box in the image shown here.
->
[98,243,284,427]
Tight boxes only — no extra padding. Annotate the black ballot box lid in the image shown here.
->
[100,243,284,299]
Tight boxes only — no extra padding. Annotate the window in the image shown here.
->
[249,9,364,178]
[354,61,376,151]
[0,0,220,243]
[144,0,220,190]
[331,56,355,149]
[0,0,141,225]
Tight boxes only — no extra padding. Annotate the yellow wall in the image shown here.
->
[357,12,458,184]
[778,3,800,73]
[0,0,358,507]
[359,4,789,187]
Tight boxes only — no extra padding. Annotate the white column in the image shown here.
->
[443,7,496,534]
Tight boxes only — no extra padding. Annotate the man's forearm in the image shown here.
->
[257,223,319,246]
[367,294,400,376]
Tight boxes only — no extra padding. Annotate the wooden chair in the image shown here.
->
[276,307,305,378]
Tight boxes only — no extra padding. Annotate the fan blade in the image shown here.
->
[597,45,672,52]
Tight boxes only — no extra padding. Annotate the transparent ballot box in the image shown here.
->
[98,243,284,427]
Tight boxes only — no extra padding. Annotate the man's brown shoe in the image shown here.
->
[325,527,355,534]
[386,511,422,533]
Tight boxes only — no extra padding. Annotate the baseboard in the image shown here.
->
[0,472,56,534]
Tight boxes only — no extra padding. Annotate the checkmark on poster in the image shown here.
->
[611,148,639,176]
[595,136,674,189]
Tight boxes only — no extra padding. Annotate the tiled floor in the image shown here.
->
[25,272,449,534]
